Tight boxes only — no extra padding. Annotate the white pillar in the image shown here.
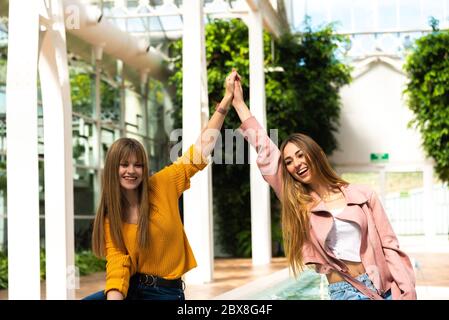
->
[118,60,126,138]
[38,0,75,299]
[423,163,436,240]
[182,0,214,284]
[92,47,103,207]
[6,0,41,299]
[248,5,272,265]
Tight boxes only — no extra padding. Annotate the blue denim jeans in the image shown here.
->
[83,275,185,301]
[328,273,392,300]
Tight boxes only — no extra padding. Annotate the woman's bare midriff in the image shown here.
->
[326,260,366,284]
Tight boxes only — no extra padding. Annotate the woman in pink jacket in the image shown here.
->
[231,74,416,300]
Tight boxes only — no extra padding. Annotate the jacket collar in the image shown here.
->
[310,184,369,213]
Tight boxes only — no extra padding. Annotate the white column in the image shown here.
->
[118,60,126,138]
[38,0,75,299]
[248,5,272,265]
[423,163,436,240]
[182,0,214,284]
[92,47,103,207]
[6,0,41,299]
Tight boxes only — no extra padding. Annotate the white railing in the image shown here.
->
[385,184,449,236]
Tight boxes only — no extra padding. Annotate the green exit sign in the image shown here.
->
[370,153,389,163]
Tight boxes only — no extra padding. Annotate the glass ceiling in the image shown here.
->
[286,0,449,33]
[286,0,449,58]
[88,0,246,44]
[83,0,449,58]
[0,0,448,58]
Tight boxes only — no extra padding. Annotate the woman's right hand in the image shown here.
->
[107,289,124,300]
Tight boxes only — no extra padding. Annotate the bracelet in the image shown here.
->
[215,103,228,115]
[216,107,228,115]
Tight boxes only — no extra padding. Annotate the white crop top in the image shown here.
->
[325,206,362,262]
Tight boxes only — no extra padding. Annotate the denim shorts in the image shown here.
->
[83,275,185,301]
[328,273,392,300]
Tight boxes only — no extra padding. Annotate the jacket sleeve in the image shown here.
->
[168,144,209,198]
[368,191,417,300]
[104,219,134,298]
[239,116,283,199]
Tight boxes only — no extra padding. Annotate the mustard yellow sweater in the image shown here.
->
[104,145,208,297]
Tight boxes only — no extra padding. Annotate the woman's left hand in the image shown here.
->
[224,68,238,99]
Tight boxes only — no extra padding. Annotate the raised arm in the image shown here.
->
[194,69,239,159]
[232,76,284,199]
[164,71,238,193]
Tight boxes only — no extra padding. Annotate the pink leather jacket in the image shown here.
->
[240,116,417,300]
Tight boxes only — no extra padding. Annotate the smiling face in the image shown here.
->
[283,142,314,184]
[118,153,143,191]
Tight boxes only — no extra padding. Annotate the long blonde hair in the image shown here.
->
[92,138,151,258]
[279,133,347,276]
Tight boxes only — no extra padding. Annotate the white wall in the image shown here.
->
[330,57,426,169]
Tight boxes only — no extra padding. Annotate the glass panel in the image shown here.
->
[306,0,329,29]
[149,140,171,174]
[74,218,94,252]
[38,103,44,157]
[0,88,5,156]
[0,87,5,114]
[72,115,95,167]
[101,127,120,166]
[157,2,183,31]
[352,1,375,32]
[0,142,5,249]
[378,0,397,30]
[100,79,121,125]
[73,167,96,216]
[421,0,445,28]
[0,54,6,85]
[445,0,449,28]
[125,132,145,145]
[399,0,421,29]
[39,160,45,249]
[125,87,145,135]
[69,63,94,118]
[148,79,169,141]
[332,0,354,32]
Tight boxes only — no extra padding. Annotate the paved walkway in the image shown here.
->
[1,235,448,300]
[73,257,289,300]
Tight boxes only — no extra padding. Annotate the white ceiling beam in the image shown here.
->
[246,0,289,38]
[62,0,168,78]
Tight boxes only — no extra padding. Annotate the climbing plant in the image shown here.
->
[404,25,449,183]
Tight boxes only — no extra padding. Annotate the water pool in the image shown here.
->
[247,269,330,300]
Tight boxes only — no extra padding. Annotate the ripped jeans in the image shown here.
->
[328,273,392,300]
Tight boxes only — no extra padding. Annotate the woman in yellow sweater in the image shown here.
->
[83,70,238,300]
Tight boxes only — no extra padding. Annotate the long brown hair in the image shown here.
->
[279,133,348,276]
[92,138,151,258]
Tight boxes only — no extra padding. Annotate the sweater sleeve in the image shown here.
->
[368,191,417,300]
[169,144,209,197]
[239,116,283,199]
[103,219,133,298]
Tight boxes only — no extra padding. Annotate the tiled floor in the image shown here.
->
[72,257,289,300]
